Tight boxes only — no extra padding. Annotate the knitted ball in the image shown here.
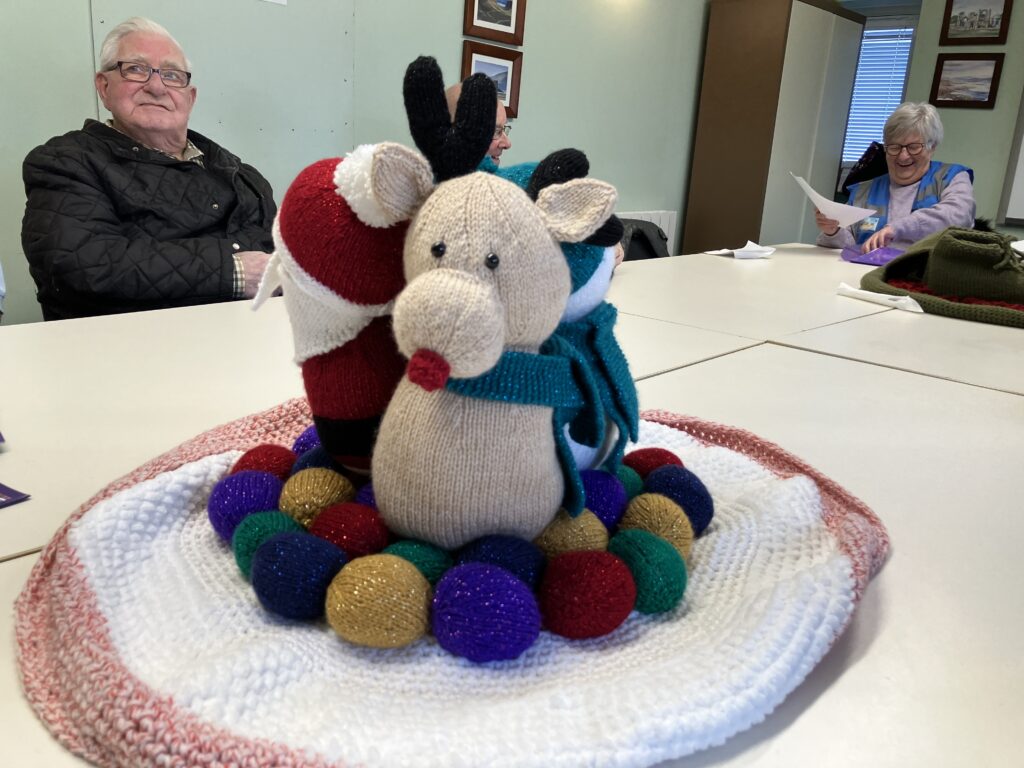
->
[279,468,355,528]
[326,554,431,649]
[456,535,546,591]
[539,551,636,639]
[207,470,283,541]
[644,465,714,536]
[607,529,687,615]
[308,502,391,558]
[616,464,644,501]
[432,564,541,663]
[620,493,695,560]
[580,469,628,531]
[533,509,609,558]
[622,447,684,479]
[290,445,339,475]
[354,482,376,509]
[230,444,297,481]
[232,511,304,579]
[383,539,453,585]
[291,425,321,455]
[251,532,347,621]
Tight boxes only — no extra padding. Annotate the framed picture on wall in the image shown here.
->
[463,0,528,46]
[929,53,1004,109]
[939,0,1013,45]
[461,40,523,118]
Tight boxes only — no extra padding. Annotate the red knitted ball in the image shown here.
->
[539,551,637,639]
[622,447,684,479]
[230,444,297,481]
[308,502,391,558]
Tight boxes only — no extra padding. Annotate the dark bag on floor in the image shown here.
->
[621,219,670,261]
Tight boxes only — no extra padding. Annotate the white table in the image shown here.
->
[608,244,887,338]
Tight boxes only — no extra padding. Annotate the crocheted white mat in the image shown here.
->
[16,400,888,768]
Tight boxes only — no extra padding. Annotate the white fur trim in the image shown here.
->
[334,144,399,229]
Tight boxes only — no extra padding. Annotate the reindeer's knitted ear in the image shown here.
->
[537,179,618,244]
[404,56,496,181]
[585,214,625,247]
[369,142,435,223]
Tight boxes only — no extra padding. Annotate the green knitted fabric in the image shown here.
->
[860,227,1024,328]
[383,539,453,585]
[232,511,304,579]
[608,529,687,614]
[616,464,644,500]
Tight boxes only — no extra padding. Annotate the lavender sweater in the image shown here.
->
[817,171,976,251]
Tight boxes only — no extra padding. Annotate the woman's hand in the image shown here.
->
[861,225,895,253]
[814,209,841,236]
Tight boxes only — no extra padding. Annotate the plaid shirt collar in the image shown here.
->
[105,119,204,165]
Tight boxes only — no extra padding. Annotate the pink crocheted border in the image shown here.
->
[14,400,889,767]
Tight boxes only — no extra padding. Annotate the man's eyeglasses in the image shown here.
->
[884,142,926,156]
[494,124,512,139]
[107,61,192,88]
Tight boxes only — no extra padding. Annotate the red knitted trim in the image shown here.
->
[642,410,890,601]
[887,278,1024,312]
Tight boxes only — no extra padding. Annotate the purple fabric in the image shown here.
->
[818,171,975,251]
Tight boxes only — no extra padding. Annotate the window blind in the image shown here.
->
[841,16,917,163]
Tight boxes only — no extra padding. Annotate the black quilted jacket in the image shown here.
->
[22,120,276,320]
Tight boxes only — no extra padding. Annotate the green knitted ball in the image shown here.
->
[616,464,645,501]
[232,511,304,579]
[607,529,687,614]
[383,539,454,585]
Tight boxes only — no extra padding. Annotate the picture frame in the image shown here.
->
[939,0,1013,45]
[929,53,1004,109]
[461,40,523,118]
[463,0,528,46]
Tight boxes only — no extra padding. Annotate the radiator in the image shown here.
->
[617,210,678,256]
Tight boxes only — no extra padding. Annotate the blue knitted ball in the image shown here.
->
[207,470,283,541]
[232,510,304,580]
[291,425,321,455]
[644,465,715,536]
[456,535,546,590]
[290,445,339,475]
[581,469,628,531]
[432,563,541,663]
[251,532,347,621]
[354,482,376,509]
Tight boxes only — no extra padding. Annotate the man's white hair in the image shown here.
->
[97,17,192,73]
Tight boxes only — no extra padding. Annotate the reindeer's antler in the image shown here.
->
[403,56,496,182]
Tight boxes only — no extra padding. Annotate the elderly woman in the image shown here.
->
[816,102,975,253]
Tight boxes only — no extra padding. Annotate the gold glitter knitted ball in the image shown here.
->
[326,554,431,649]
[279,468,355,528]
[533,509,609,558]
[620,493,694,560]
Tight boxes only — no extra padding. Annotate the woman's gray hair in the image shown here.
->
[883,102,943,148]
[98,17,191,73]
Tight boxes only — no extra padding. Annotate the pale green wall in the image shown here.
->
[904,0,1024,220]
[353,0,709,223]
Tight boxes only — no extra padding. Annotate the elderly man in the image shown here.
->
[21,17,275,320]
[445,81,512,167]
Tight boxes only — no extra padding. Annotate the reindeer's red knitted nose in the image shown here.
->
[406,349,450,391]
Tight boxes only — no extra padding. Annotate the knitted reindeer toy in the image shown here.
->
[370,58,618,549]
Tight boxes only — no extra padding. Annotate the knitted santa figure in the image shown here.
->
[255,143,433,471]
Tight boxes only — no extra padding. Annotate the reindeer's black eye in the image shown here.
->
[431,241,446,259]
[485,253,500,270]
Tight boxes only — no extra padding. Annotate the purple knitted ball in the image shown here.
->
[581,469,628,531]
[432,563,541,663]
[456,535,546,590]
[290,445,338,475]
[251,531,347,621]
[354,482,376,509]
[207,470,283,541]
[291,425,321,455]
[644,465,715,536]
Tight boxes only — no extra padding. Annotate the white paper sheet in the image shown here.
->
[702,241,775,259]
[836,282,923,312]
[791,173,875,228]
